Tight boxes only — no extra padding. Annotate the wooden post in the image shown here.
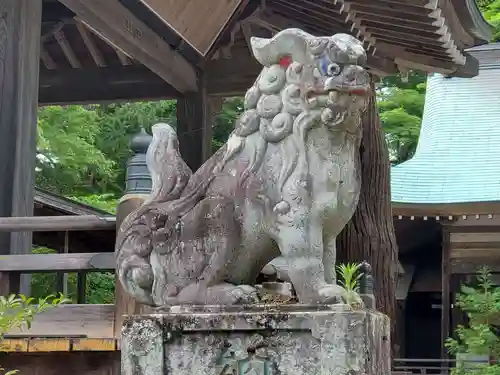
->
[451,274,465,336]
[114,129,153,339]
[176,73,213,171]
[441,227,451,359]
[0,0,42,296]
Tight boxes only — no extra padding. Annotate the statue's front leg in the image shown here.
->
[323,235,337,285]
[276,213,344,304]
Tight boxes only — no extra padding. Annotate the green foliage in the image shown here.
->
[479,0,500,42]
[0,293,68,374]
[337,262,364,308]
[0,294,68,336]
[93,101,177,193]
[31,247,115,304]
[212,97,243,152]
[37,99,238,200]
[377,72,427,164]
[37,105,116,195]
[337,262,363,292]
[446,267,500,374]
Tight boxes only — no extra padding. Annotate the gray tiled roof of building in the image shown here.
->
[391,43,500,204]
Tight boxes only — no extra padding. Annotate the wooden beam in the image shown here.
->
[40,20,70,43]
[0,215,115,232]
[75,16,133,66]
[59,0,197,92]
[5,304,114,339]
[352,0,430,6]
[0,0,43,296]
[345,1,434,17]
[39,65,180,104]
[75,21,106,67]
[392,201,500,217]
[446,214,500,228]
[39,82,179,105]
[0,252,114,272]
[115,49,132,66]
[53,29,82,68]
[451,261,500,274]
[125,0,244,56]
[249,8,397,75]
[40,65,163,87]
[0,352,119,373]
[40,46,57,69]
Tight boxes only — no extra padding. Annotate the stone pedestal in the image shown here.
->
[121,304,390,375]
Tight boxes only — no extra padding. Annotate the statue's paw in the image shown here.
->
[318,284,346,304]
[229,285,259,305]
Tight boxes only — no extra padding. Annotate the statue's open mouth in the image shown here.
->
[304,85,370,126]
[306,85,371,99]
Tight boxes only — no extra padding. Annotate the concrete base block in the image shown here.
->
[121,304,390,375]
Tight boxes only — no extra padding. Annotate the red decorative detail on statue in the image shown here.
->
[279,56,292,68]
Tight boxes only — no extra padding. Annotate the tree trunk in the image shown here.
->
[337,80,398,350]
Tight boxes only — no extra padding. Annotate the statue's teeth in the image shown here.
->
[329,91,338,102]
[321,108,334,123]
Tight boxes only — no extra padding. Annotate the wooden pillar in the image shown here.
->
[0,0,42,296]
[441,227,451,359]
[176,73,213,171]
[451,274,465,335]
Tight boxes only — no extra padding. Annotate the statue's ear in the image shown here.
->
[250,28,312,67]
[330,33,367,65]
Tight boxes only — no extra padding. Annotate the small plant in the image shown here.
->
[337,262,364,308]
[0,294,69,374]
[445,267,500,375]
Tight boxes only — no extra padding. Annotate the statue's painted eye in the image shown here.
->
[327,63,341,76]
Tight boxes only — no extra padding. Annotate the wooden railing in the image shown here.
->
[393,358,492,374]
[0,215,118,351]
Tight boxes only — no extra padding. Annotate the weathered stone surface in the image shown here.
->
[121,305,390,375]
[116,28,371,307]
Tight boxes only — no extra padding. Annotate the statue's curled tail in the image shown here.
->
[115,123,192,305]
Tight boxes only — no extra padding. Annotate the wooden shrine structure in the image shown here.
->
[391,43,500,365]
[0,0,493,373]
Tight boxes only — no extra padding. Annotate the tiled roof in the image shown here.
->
[391,43,500,204]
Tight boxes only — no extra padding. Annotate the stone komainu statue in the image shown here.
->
[116,28,370,306]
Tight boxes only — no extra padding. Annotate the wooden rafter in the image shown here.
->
[40,19,70,43]
[246,8,397,75]
[54,29,82,68]
[75,21,106,67]
[40,47,57,70]
[338,0,467,66]
[115,49,132,66]
[75,17,133,66]
[59,0,197,93]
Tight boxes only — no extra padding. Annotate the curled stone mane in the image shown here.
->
[225,61,320,193]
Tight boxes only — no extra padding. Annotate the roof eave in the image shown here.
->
[454,0,494,45]
[392,201,500,217]
[447,52,479,78]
